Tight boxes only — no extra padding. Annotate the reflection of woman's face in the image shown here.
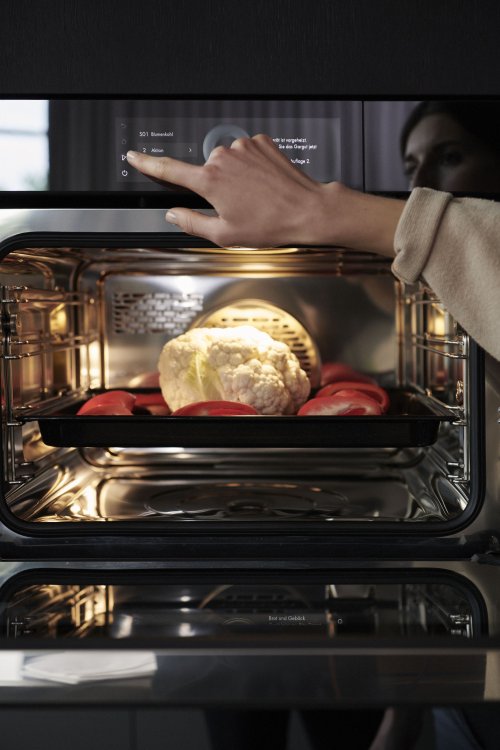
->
[403,113,500,192]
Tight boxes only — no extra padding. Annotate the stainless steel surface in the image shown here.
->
[0,209,477,532]
[466,351,500,536]
[86,246,396,386]
[99,478,411,522]
[0,209,184,240]
[5,445,467,523]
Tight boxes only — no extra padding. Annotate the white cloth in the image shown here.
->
[22,650,157,684]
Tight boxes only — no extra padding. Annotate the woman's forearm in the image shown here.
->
[311,183,405,256]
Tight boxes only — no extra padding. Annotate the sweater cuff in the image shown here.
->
[391,187,454,283]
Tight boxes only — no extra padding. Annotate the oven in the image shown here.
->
[0,96,496,563]
[0,206,491,561]
[0,98,500,720]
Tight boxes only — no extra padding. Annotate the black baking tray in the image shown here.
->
[24,388,455,449]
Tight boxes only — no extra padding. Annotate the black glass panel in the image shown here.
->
[0,99,362,193]
[0,574,481,642]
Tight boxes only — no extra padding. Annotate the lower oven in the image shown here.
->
[0,208,493,561]
[0,567,488,642]
[1,559,500,706]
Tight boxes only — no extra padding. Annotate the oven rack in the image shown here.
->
[2,332,97,361]
[1,284,99,485]
[398,283,470,483]
[0,285,98,362]
[412,333,467,360]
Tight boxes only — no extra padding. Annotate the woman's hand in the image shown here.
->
[126,134,404,256]
[127,134,331,247]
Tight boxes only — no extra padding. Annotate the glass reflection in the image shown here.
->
[0,100,48,190]
[1,579,477,641]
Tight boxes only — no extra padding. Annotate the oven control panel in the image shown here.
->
[116,113,343,186]
[0,99,364,193]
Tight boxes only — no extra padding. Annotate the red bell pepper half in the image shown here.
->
[298,391,382,416]
[172,400,258,416]
[315,381,390,413]
[77,390,136,415]
[320,362,376,387]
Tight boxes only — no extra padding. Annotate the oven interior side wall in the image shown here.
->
[0,246,469,526]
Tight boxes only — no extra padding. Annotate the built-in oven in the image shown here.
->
[1,99,500,740]
[0,97,495,562]
[0,210,489,561]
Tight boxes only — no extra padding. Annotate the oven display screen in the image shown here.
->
[0,99,363,194]
[116,115,341,186]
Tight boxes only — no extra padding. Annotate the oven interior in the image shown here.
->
[0,244,471,529]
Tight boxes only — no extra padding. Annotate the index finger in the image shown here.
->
[126,151,204,192]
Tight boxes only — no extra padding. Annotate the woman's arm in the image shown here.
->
[126,135,405,256]
[127,136,500,360]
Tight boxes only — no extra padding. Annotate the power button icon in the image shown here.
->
[121,169,128,177]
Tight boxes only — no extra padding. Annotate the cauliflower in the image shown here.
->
[158,325,310,415]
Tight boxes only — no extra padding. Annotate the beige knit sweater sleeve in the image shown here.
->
[392,187,500,361]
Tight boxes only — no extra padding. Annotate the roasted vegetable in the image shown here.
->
[158,326,310,415]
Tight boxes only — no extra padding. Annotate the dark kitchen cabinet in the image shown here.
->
[0,709,133,750]
[0,0,499,96]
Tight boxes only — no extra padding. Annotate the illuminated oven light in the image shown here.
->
[176,276,196,296]
[180,596,191,603]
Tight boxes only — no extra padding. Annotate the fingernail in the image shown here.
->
[126,150,138,161]
[166,211,178,224]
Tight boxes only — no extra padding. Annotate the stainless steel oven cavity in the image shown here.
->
[0,215,476,539]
